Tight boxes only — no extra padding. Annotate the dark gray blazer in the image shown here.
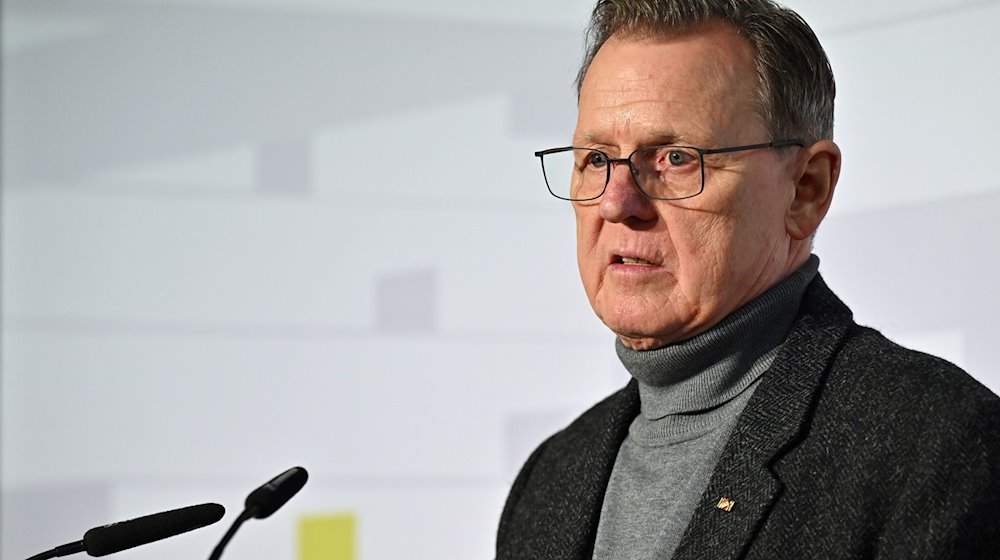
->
[496,276,1000,559]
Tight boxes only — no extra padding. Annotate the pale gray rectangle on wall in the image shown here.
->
[377,267,438,333]
[256,136,312,195]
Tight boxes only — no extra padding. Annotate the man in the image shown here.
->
[496,1,1000,559]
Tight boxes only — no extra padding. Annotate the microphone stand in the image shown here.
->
[207,467,307,560]
[24,542,85,560]
[207,506,257,560]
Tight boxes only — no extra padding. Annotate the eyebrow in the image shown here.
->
[648,130,690,145]
[576,129,692,147]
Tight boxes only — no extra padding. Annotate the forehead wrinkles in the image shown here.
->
[580,73,674,134]
[607,24,757,97]
[579,84,707,145]
[577,29,761,146]
[578,67,721,146]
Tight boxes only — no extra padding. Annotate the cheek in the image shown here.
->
[666,206,731,264]
[574,204,600,244]
[574,207,603,283]
[663,201,744,292]
[732,187,790,248]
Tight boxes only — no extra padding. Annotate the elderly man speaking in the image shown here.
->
[496,1,1000,559]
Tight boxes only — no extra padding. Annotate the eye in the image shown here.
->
[587,151,609,169]
[666,150,693,166]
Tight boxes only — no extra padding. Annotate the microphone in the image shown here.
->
[244,466,309,519]
[208,466,308,560]
[25,502,225,560]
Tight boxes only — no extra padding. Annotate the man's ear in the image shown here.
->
[786,140,841,240]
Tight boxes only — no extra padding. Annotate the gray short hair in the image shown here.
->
[576,0,835,143]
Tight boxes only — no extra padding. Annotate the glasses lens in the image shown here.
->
[542,149,608,201]
[631,146,703,200]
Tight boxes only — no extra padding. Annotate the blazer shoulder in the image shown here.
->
[504,380,639,488]
[806,325,1000,557]
[496,381,639,559]
[832,324,999,414]
[813,323,1000,466]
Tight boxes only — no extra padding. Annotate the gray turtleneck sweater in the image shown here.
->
[591,256,819,560]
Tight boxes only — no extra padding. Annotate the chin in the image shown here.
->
[601,315,686,350]
[616,335,672,351]
[591,289,694,346]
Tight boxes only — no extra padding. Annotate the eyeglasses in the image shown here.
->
[534,140,803,201]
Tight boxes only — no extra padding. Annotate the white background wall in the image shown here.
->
[3,1,998,559]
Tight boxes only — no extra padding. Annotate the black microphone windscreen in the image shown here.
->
[82,502,225,557]
[245,466,308,519]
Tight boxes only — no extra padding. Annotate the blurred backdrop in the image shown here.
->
[3,0,999,558]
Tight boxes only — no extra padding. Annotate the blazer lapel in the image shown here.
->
[672,276,853,560]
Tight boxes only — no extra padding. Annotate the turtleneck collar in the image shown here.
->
[616,256,819,428]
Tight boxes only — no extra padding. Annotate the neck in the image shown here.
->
[617,255,819,420]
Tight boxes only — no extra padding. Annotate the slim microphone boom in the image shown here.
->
[25,503,225,560]
[208,466,308,560]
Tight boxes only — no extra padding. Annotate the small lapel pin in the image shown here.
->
[716,497,736,512]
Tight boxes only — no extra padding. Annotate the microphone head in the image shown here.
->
[83,502,225,557]
[245,466,308,519]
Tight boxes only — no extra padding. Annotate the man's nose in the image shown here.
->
[598,161,657,223]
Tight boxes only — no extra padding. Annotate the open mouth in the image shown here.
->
[618,256,657,266]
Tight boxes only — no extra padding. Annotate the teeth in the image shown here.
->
[621,257,654,266]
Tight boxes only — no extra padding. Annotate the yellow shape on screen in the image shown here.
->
[299,512,357,560]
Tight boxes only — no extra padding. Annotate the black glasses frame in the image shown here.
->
[534,139,804,201]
